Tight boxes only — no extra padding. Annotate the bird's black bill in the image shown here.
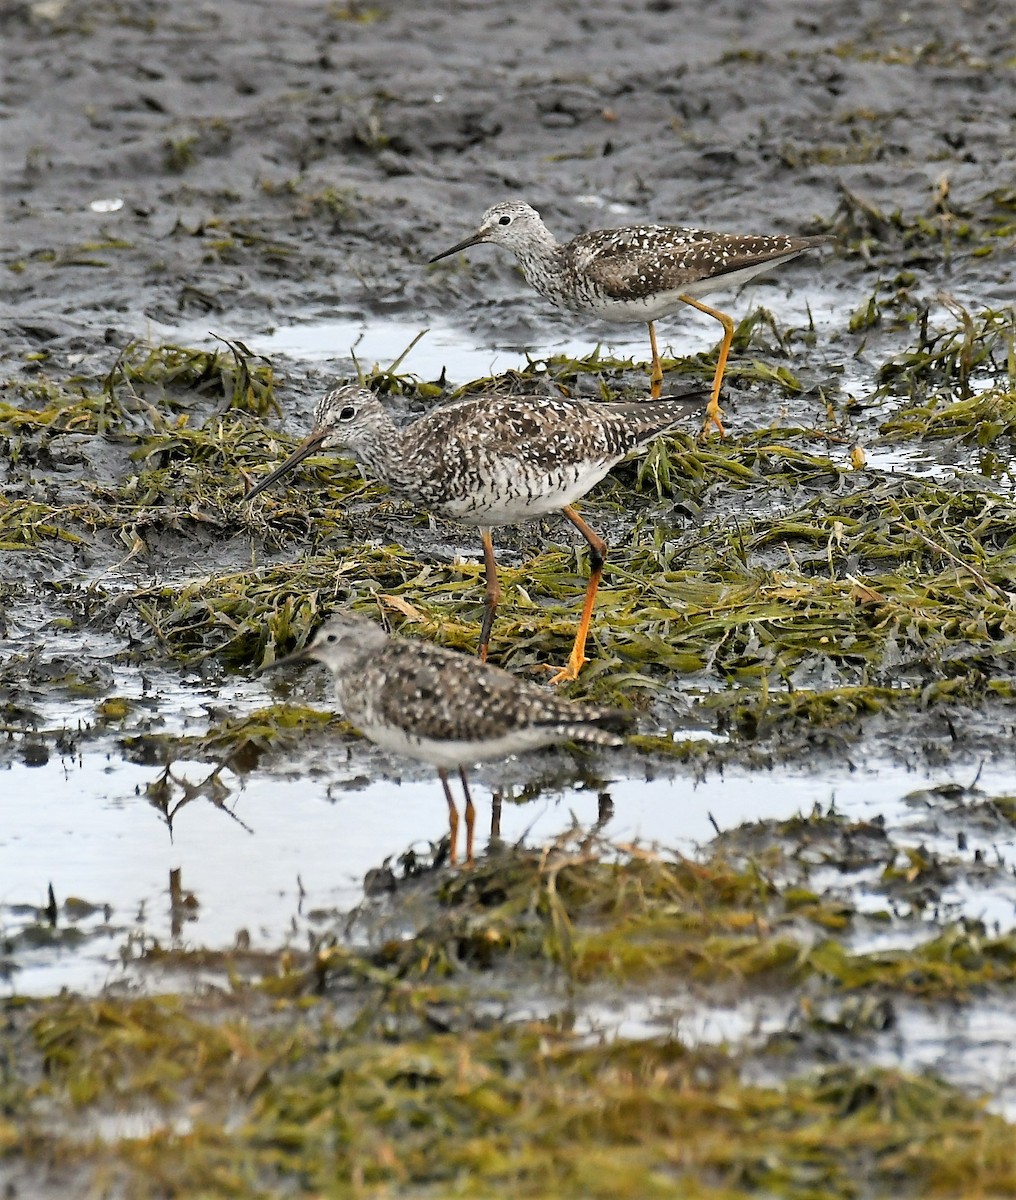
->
[260,643,314,673]
[428,230,487,263]
[243,430,327,502]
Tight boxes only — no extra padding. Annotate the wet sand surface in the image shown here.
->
[3,0,1016,1194]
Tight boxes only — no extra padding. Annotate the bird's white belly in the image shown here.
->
[582,288,695,322]
[357,719,566,770]
[436,459,615,527]
[578,255,803,321]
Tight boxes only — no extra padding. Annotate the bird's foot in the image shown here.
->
[699,399,726,439]
[544,649,585,686]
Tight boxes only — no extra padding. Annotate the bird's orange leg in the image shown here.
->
[478,527,501,662]
[548,505,606,685]
[458,767,477,867]
[438,768,459,866]
[647,320,663,399]
[678,293,731,437]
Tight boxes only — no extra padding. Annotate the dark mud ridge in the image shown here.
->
[2,0,1016,1195]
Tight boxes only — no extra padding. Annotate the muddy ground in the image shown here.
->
[3,0,1012,361]
[3,0,1016,1195]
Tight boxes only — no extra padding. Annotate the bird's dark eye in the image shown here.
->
[325,633,338,643]
[338,405,356,420]
[498,215,511,226]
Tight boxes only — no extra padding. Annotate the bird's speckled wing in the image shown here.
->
[348,639,625,745]
[567,227,826,301]
[378,393,699,523]
[405,394,693,475]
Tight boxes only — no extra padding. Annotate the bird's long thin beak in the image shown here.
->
[243,428,328,502]
[428,228,489,263]
[260,642,316,672]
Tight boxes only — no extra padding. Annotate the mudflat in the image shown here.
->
[3,2,1016,1196]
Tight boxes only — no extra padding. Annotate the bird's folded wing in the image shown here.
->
[373,657,559,742]
[418,400,620,470]
[573,230,808,299]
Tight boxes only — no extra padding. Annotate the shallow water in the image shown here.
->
[7,301,1014,998]
[155,283,845,383]
[566,990,1016,1121]
[5,729,1015,996]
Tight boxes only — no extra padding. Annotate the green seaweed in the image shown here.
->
[5,344,1016,752]
[6,819,1016,1197]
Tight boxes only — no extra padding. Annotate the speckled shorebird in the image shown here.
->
[272,611,629,864]
[429,201,834,436]
[243,384,699,682]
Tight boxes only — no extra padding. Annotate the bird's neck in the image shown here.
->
[512,227,566,295]
[350,411,414,491]
[330,639,389,707]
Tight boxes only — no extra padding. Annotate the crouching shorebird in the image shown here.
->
[271,611,630,865]
[429,201,834,437]
[243,385,699,682]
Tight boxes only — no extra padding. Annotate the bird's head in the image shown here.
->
[267,611,388,675]
[242,385,390,502]
[428,201,547,261]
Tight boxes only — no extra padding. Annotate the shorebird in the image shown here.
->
[243,385,699,682]
[271,611,629,864]
[429,201,834,436]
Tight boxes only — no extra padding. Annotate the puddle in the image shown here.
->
[577,990,1016,1120]
[4,727,1016,996]
[90,1110,194,1144]
[513,961,1016,1119]
[155,312,699,382]
[256,316,599,381]
[868,998,1016,1120]
[152,285,846,385]
[571,993,789,1048]
[860,440,1013,490]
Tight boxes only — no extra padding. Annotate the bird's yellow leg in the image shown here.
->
[647,320,663,398]
[439,769,460,866]
[458,767,476,867]
[548,505,606,685]
[679,293,732,437]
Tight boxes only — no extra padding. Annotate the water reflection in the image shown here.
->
[168,866,199,938]
[5,742,1016,996]
[145,762,253,838]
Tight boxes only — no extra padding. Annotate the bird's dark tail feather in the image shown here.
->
[588,708,635,736]
[537,707,633,747]
[610,396,706,440]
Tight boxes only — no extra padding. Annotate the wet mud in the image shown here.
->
[3,0,1016,1194]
